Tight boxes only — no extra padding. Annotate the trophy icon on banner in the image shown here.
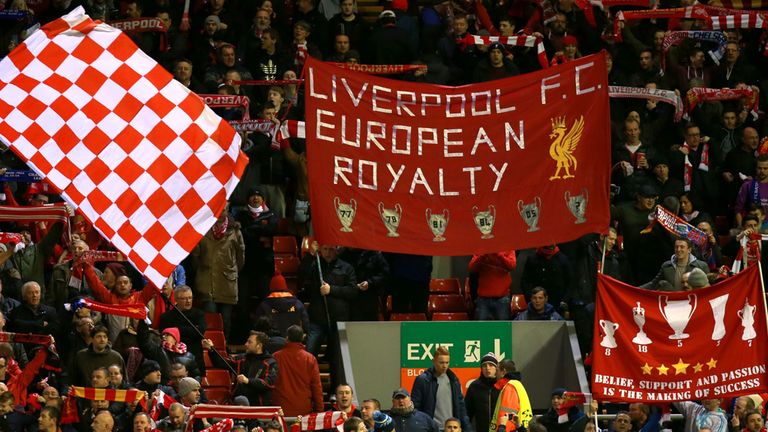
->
[738,299,757,341]
[472,205,496,239]
[378,203,403,237]
[425,208,449,242]
[709,293,729,341]
[517,197,542,232]
[599,319,619,349]
[565,189,588,224]
[659,294,698,340]
[333,197,357,232]
[632,302,652,345]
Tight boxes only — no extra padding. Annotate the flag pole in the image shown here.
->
[599,234,608,274]
[756,252,768,338]
[316,252,333,330]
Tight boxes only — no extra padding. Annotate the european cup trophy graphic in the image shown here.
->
[738,299,757,341]
[472,205,496,239]
[659,294,697,340]
[378,202,403,237]
[564,189,588,224]
[425,208,449,242]
[333,197,357,232]
[517,197,541,232]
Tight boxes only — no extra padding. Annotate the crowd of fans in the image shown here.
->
[1,0,768,428]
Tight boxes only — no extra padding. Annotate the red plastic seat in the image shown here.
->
[202,368,231,388]
[204,330,227,352]
[204,387,231,404]
[274,256,300,276]
[427,294,467,316]
[431,312,469,321]
[390,313,427,321]
[273,236,298,257]
[276,218,292,235]
[204,313,223,331]
[429,278,461,294]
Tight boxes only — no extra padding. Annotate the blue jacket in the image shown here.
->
[411,367,472,432]
[391,409,440,432]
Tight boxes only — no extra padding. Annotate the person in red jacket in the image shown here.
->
[468,251,517,320]
[273,325,323,416]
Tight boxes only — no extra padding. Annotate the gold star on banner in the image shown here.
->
[672,358,690,375]
[641,363,653,375]
[693,363,704,373]
[657,364,669,375]
[707,358,718,370]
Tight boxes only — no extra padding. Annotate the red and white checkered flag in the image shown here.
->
[0,7,248,288]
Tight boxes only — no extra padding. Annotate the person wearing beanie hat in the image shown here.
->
[641,238,710,291]
[191,202,244,339]
[465,352,501,432]
[178,377,202,405]
[134,360,177,400]
[650,154,684,200]
[137,318,201,384]
[236,185,278,318]
[684,267,709,289]
[472,40,519,83]
[255,273,310,335]
[539,388,583,432]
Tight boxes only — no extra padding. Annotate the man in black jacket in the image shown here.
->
[465,353,500,432]
[204,330,278,406]
[158,286,207,374]
[299,241,356,388]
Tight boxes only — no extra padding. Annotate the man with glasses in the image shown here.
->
[158,286,207,374]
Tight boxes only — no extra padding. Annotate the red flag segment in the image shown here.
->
[0,7,248,288]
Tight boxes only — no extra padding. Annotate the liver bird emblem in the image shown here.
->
[548,115,584,180]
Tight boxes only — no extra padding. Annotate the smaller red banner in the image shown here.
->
[592,267,768,402]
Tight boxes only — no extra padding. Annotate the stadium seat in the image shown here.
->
[389,313,427,321]
[431,312,469,321]
[202,368,232,388]
[427,294,467,316]
[273,236,298,257]
[204,387,231,405]
[277,218,292,235]
[429,278,461,294]
[204,313,224,331]
[274,256,300,275]
[204,330,227,352]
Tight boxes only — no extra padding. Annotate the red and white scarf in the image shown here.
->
[461,34,549,68]
[212,217,229,240]
[68,250,124,289]
[0,232,23,244]
[686,87,760,118]
[290,411,345,432]
[660,31,727,71]
[200,419,234,432]
[233,79,305,86]
[200,94,251,120]
[0,204,70,243]
[608,86,685,121]
[614,5,709,40]
[276,120,307,149]
[328,63,429,74]
[681,141,709,191]
[108,17,168,51]
[229,119,277,134]
[150,389,177,420]
[162,339,188,354]
[185,405,286,432]
[294,42,308,71]
[65,297,148,320]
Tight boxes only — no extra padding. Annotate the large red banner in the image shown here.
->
[304,54,610,254]
[592,266,768,402]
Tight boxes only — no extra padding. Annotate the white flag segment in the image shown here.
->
[0,7,248,288]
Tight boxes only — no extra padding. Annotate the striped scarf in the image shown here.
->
[68,250,123,289]
[62,386,148,424]
[186,405,286,432]
[686,87,760,119]
[0,204,70,242]
[461,34,549,68]
[608,86,685,121]
[291,411,345,432]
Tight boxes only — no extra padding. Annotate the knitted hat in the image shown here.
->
[105,262,127,278]
[139,360,161,378]
[488,42,507,55]
[178,377,201,397]
[551,387,566,397]
[162,327,181,344]
[481,352,498,366]
[248,188,264,198]
[205,15,221,25]
[563,35,578,46]
[687,268,709,288]
[269,272,288,292]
